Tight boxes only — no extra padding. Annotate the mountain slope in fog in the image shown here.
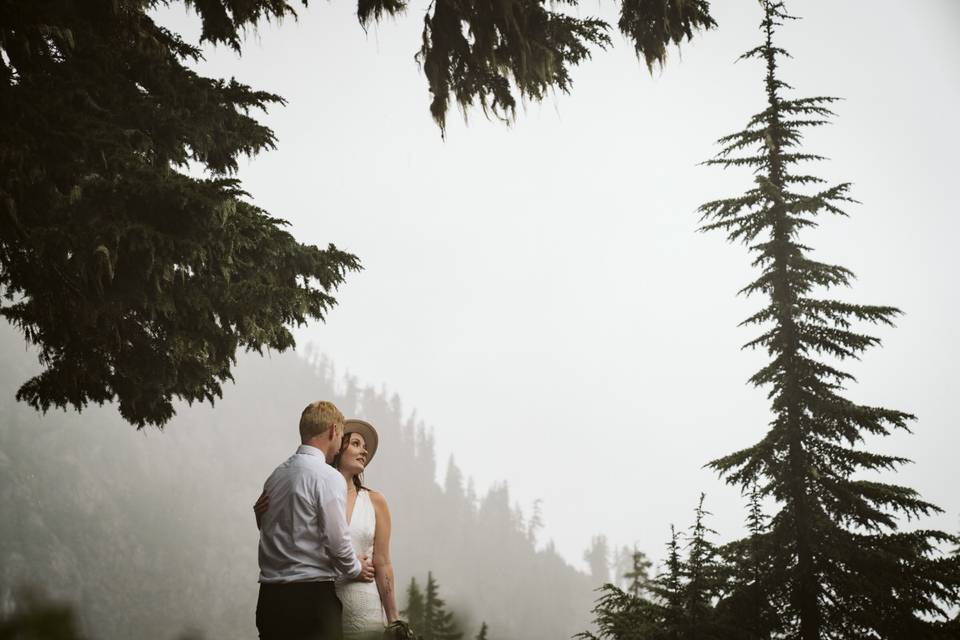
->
[0,325,593,639]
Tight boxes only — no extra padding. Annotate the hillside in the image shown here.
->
[0,324,594,639]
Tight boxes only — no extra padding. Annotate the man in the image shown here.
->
[256,401,375,640]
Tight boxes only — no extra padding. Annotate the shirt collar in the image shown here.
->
[297,444,325,457]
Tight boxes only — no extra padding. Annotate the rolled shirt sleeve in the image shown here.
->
[319,475,362,579]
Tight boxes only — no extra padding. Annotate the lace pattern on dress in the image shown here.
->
[336,489,385,634]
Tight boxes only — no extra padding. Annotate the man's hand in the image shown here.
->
[253,491,269,530]
[358,554,375,582]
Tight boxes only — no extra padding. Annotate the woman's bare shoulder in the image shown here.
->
[367,489,390,509]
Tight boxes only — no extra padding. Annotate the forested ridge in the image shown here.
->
[0,322,594,640]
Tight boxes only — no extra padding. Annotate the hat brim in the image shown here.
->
[343,419,379,468]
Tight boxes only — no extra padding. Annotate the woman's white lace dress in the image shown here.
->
[336,489,385,637]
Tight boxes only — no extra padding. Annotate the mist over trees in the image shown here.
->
[0,322,593,640]
[0,0,716,429]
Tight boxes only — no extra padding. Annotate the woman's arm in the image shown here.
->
[370,490,399,623]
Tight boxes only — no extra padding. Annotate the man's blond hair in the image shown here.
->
[299,401,344,443]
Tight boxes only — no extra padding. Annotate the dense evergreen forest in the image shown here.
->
[0,322,595,639]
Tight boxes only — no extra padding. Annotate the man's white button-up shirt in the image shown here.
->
[258,444,362,583]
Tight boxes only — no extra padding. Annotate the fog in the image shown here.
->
[2,0,959,638]
[151,0,959,563]
[0,322,595,639]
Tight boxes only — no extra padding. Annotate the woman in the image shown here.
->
[333,419,400,638]
[254,418,400,639]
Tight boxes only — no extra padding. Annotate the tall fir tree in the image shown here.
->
[403,577,426,635]
[422,572,463,640]
[698,1,960,637]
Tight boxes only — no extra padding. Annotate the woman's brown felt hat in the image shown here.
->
[343,418,379,466]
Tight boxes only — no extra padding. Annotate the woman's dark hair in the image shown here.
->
[333,432,369,493]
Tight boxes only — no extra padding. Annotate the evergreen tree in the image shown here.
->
[681,495,724,639]
[474,621,489,640]
[641,525,685,640]
[0,0,362,427]
[714,486,780,640]
[403,577,426,635]
[526,498,544,545]
[945,528,960,637]
[698,2,960,637]
[0,0,715,428]
[418,426,438,483]
[422,572,463,640]
[444,455,464,498]
[0,591,83,640]
[624,548,653,599]
[416,0,715,132]
[578,501,728,640]
[575,583,654,640]
[464,478,478,515]
[611,545,630,589]
[584,534,612,586]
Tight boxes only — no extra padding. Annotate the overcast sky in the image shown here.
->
[155,0,960,569]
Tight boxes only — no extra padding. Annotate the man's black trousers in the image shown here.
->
[256,581,343,640]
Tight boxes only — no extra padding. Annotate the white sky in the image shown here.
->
[155,0,960,570]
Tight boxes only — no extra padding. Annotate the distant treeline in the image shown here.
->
[0,323,593,640]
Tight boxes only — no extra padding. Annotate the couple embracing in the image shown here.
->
[254,400,407,640]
